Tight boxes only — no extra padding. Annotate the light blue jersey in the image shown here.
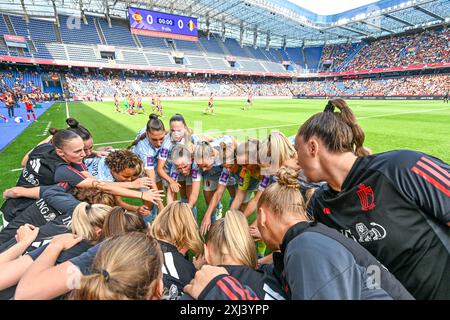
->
[132,135,163,170]
[159,134,200,162]
[169,161,201,183]
[84,156,115,182]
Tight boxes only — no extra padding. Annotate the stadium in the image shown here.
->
[0,0,448,302]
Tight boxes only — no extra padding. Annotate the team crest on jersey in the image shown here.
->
[161,148,169,158]
[166,284,179,300]
[146,157,154,167]
[355,222,386,242]
[357,183,376,212]
[219,172,229,184]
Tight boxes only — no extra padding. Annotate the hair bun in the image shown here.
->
[149,113,159,120]
[48,128,59,135]
[66,118,79,128]
[276,167,300,189]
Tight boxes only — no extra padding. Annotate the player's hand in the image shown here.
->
[96,146,113,152]
[15,224,39,244]
[137,205,150,216]
[169,180,181,193]
[131,177,153,189]
[193,255,207,270]
[94,150,110,157]
[141,189,164,205]
[249,225,262,240]
[49,233,83,251]
[200,215,212,236]
[184,266,229,300]
[3,187,25,199]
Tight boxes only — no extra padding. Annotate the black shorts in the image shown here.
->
[247,99,251,103]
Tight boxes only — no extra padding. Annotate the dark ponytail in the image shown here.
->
[128,114,165,149]
[298,99,369,157]
[48,118,91,141]
[66,118,92,141]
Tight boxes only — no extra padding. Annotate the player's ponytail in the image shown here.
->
[258,167,311,220]
[66,118,92,141]
[193,141,215,163]
[297,99,369,157]
[151,201,203,257]
[71,203,112,244]
[70,232,163,300]
[206,210,257,268]
[236,138,261,165]
[326,99,369,157]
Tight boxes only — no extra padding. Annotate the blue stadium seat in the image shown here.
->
[59,15,100,45]
[98,18,136,48]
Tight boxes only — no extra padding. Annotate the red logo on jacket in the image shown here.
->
[357,184,376,212]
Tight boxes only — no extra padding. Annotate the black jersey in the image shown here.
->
[158,240,197,300]
[307,150,450,299]
[17,143,65,187]
[0,186,79,253]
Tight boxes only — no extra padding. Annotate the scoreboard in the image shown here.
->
[128,7,198,42]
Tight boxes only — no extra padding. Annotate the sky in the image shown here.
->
[287,0,380,15]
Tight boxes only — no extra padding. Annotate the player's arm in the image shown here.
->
[157,158,180,193]
[230,189,247,210]
[200,183,227,235]
[21,136,53,167]
[74,178,164,204]
[188,180,201,209]
[15,234,83,300]
[145,168,164,210]
[391,154,450,227]
[3,186,40,199]
[242,190,263,218]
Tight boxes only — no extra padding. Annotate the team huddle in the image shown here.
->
[0,98,448,300]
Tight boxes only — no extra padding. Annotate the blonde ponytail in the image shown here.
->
[71,203,112,243]
[207,210,257,269]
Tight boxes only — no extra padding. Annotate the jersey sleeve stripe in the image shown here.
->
[412,166,450,197]
[222,275,254,300]
[67,166,86,179]
[420,156,450,179]
[216,279,239,300]
[416,161,450,186]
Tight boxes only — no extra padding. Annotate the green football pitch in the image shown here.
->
[1,99,449,224]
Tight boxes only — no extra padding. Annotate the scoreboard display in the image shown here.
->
[128,7,198,41]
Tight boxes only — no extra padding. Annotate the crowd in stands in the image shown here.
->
[343,28,450,71]
[63,70,449,98]
[292,74,450,97]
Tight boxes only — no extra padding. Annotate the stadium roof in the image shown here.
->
[0,0,448,47]
[287,0,380,15]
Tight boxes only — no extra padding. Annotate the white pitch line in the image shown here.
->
[39,121,52,136]
[65,101,70,118]
[358,107,450,120]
